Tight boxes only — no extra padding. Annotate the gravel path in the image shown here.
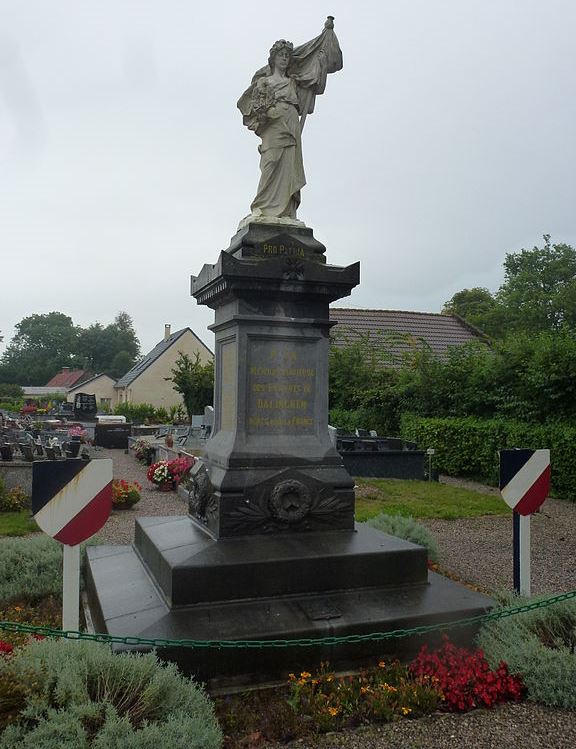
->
[422,483,576,596]
[95,451,576,747]
[271,703,576,749]
[94,446,188,545]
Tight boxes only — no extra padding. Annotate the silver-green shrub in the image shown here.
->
[0,639,222,748]
[477,595,576,708]
[0,535,104,604]
[0,535,62,603]
[364,513,439,562]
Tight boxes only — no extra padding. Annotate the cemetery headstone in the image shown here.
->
[19,443,34,462]
[33,458,113,630]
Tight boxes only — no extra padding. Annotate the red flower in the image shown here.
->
[409,636,525,712]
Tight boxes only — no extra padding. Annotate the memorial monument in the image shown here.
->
[87,18,493,685]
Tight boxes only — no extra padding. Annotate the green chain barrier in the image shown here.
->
[1,590,575,650]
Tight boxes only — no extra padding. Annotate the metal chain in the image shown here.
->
[1,590,574,650]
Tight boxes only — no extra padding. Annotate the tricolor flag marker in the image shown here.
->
[33,459,113,632]
[499,449,551,596]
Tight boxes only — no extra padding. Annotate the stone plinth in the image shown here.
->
[189,224,360,539]
[86,518,493,686]
[85,223,494,687]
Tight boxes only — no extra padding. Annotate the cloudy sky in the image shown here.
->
[2,1,576,356]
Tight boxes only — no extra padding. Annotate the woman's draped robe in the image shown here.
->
[237,25,342,221]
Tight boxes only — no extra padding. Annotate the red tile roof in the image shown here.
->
[45,369,93,388]
[329,308,488,361]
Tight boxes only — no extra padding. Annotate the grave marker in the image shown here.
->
[32,458,112,630]
[499,449,550,595]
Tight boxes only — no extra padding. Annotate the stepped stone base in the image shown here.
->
[86,517,493,687]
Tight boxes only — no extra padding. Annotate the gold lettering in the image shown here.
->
[256,398,308,410]
[250,366,315,377]
[259,243,305,257]
[248,415,314,429]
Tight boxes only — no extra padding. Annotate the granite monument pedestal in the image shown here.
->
[86,224,493,686]
[187,223,359,538]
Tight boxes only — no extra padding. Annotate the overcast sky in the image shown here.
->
[2,1,576,356]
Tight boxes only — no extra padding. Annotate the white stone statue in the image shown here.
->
[237,17,342,227]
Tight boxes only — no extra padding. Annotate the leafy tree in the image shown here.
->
[8,312,78,356]
[442,287,505,337]
[497,234,576,333]
[108,350,134,379]
[107,312,140,364]
[0,311,141,385]
[166,352,214,423]
[0,312,80,385]
[0,383,24,399]
[77,312,140,375]
[445,236,576,337]
[329,334,419,434]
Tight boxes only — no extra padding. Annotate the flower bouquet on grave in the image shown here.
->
[147,461,174,491]
[67,425,88,457]
[168,456,195,484]
[133,439,155,465]
[111,479,142,510]
[68,425,87,442]
[147,458,194,491]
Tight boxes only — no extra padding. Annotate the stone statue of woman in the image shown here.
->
[237,17,342,227]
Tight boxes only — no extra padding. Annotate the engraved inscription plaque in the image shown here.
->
[247,338,316,435]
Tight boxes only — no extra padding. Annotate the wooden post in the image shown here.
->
[62,544,80,633]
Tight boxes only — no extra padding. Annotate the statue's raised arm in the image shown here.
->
[237,17,343,227]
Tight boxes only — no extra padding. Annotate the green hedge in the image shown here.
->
[114,402,184,425]
[400,414,576,501]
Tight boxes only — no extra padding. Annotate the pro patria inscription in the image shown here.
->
[247,339,316,434]
[261,241,305,258]
[243,233,317,260]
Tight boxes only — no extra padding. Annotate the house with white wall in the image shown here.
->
[114,325,213,409]
[66,374,117,411]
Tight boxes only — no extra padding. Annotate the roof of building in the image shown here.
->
[22,386,69,396]
[67,373,116,392]
[329,308,488,360]
[114,327,213,389]
[45,369,93,388]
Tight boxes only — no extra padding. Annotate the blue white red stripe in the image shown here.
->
[500,449,550,516]
[32,459,113,545]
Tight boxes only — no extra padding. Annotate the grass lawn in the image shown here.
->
[354,477,508,521]
[0,511,39,537]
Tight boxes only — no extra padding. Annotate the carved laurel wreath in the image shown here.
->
[269,479,312,523]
